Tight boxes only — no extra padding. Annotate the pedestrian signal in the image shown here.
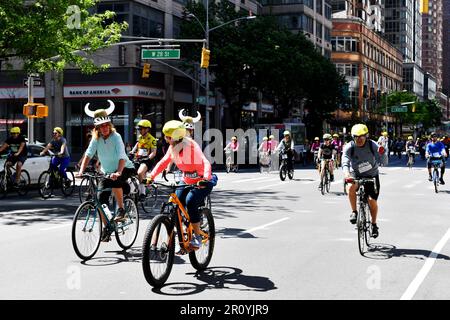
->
[201,47,210,69]
[142,63,151,78]
[23,103,48,118]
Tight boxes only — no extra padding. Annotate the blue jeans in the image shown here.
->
[50,156,71,179]
[175,182,213,223]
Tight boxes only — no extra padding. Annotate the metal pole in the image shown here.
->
[27,75,34,144]
[385,92,388,133]
[205,0,210,134]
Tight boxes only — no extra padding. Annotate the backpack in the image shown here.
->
[349,140,376,157]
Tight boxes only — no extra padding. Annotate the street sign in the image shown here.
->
[196,96,206,104]
[391,106,408,112]
[141,49,180,59]
[23,79,42,87]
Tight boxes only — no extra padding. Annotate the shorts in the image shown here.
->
[427,158,445,169]
[97,167,136,204]
[352,174,380,201]
[7,155,27,166]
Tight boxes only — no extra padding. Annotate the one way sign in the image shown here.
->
[23,78,43,87]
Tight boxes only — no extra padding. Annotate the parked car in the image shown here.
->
[0,144,51,185]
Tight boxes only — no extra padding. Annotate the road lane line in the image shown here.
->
[400,227,450,300]
[231,176,278,183]
[40,223,72,231]
[238,217,290,236]
[256,182,286,190]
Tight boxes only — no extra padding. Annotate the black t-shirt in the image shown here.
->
[5,135,27,157]
[320,143,334,159]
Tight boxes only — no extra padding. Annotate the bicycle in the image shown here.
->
[0,153,30,198]
[406,148,416,169]
[38,151,75,198]
[430,157,443,193]
[259,151,271,174]
[130,158,159,214]
[142,182,215,288]
[224,148,238,173]
[346,177,377,256]
[71,173,139,261]
[279,149,294,181]
[319,159,332,195]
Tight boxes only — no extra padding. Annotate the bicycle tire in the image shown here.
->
[189,208,215,270]
[38,170,53,199]
[14,169,30,196]
[79,176,96,203]
[61,170,75,196]
[364,207,372,247]
[279,164,287,181]
[325,169,330,193]
[433,169,439,193]
[320,174,325,195]
[142,214,175,288]
[288,168,294,180]
[141,184,158,214]
[357,203,367,256]
[71,201,102,261]
[225,156,232,173]
[116,197,139,250]
[0,172,7,199]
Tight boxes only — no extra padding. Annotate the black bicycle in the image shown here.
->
[319,159,332,195]
[0,153,30,198]
[430,157,444,193]
[38,151,75,198]
[346,177,377,256]
[279,149,294,181]
[78,167,102,203]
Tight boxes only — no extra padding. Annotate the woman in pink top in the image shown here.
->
[224,136,240,171]
[148,120,216,249]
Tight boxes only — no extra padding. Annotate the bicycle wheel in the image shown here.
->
[433,169,439,193]
[279,164,287,181]
[189,208,215,270]
[79,176,96,203]
[141,184,158,214]
[38,170,53,199]
[364,208,372,247]
[288,168,294,180]
[320,174,325,195]
[71,201,102,261]
[14,169,30,196]
[325,171,331,193]
[142,214,175,288]
[61,170,75,196]
[225,156,232,173]
[0,172,7,199]
[116,197,139,250]
[357,203,367,256]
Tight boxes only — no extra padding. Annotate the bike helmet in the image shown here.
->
[162,120,186,141]
[269,135,275,139]
[53,127,63,135]
[351,124,369,137]
[408,136,413,140]
[179,109,201,130]
[231,136,237,141]
[84,100,115,126]
[382,131,388,137]
[10,127,20,134]
[137,119,151,128]
[323,133,332,140]
[314,137,319,141]
[283,130,290,136]
[332,133,339,138]
[263,137,268,141]
[430,132,438,138]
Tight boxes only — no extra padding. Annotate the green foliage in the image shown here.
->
[0,0,128,73]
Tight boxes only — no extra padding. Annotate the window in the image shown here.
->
[316,21,323,38]
[331,37,358,52]
[316,0,323,15]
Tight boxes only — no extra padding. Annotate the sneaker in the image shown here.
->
[114,208,126,222]
[440,178,445,185]
[428,175,433,182]
[372,224,379,238]
[101,229,111,242]
[189,234,203,250]
[349,211,357,224]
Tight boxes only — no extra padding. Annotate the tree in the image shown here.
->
[0,0,128,73]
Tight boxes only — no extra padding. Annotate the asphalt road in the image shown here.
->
[1,157,450,300]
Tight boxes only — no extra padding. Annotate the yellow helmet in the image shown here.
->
[323,133,332,140]
[53,127,63,135]
[382,131,388,137]
[351,124,369,137]
[408,136,413,140]
[162,120,186,141]
[333,133,339,138]
[137,119,152,128]
[10,127,20,134]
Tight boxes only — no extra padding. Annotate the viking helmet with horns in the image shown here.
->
[84,100,115,126]
[178,109,201,130]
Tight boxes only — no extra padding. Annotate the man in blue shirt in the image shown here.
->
[426,132,448,184]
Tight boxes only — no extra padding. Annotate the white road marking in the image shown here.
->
[40,224,72,231]
[0,208,55,216]
[400,228,450,300]
[231,176,278,183]
[256,182,286,190]
[238,217,290,236]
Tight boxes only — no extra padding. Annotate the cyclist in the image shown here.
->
[146,120,215,250]
[342,124,381,238]
[130,119,157,200]
[405,136,416,164]
[377,131,389,166]
[276,130,295,172]
[0,127,27,186]
[76,101,135,229]
[426,132,447,184]
[331,133,343,167]
[179,109,201,138]
[224,136,239,171]
[318,133,336,184]
[310,137,321,166]
[40,127,71,187]
[258,137,271,168]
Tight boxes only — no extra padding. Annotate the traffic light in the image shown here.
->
[142,63,151,78]
[420,0,429,14]
[412,103,416,112]
[23,103,48,118]
[200,47,210,69]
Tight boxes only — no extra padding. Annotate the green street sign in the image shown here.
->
[141,49,180,59]
[391,106,408,113]
[196,96,206,104]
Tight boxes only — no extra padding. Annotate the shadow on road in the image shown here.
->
[362,243,450,261]
[151,266,277,295]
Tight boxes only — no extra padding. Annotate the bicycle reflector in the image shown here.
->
[23,103,49,118]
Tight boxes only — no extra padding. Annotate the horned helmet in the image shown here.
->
[84,100,115,126]
[178,109,201,130]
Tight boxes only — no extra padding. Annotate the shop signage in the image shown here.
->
[64,85,165,100]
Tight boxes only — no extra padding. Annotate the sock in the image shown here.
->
[139,183,146,195]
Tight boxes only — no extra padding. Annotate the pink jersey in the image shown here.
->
[311,142,320,152]
[268,140,278,151]
[225,141,239,151]
[331,139,343,152]
[259,141,270,152]
[150,139,212,185]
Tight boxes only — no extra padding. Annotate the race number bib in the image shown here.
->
[358,161,372,173]
[138,149,149,157]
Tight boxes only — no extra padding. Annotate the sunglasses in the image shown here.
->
[352,135,366,139]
